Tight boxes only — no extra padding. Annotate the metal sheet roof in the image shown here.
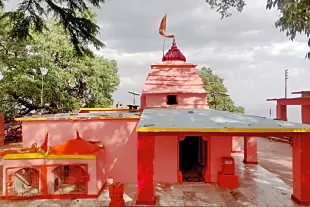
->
[16,111,141,121]
[137,108,310,133]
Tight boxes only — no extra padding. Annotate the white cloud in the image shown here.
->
[263,41,308,57]
[89,0,310,123]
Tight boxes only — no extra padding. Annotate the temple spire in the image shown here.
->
[162,38,186,62]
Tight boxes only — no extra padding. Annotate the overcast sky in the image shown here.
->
[89,0,310,123]
[6,0,309,122]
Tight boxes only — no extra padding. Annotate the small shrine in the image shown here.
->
[0,131,105,199]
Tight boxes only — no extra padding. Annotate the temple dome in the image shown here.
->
[162,39,186,62]
[49,131,102,155]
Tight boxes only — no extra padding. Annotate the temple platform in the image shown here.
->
[0,153,303,207]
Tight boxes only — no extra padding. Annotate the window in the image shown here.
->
[167,95,178,105]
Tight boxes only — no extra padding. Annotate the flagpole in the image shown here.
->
[162,38,166,58]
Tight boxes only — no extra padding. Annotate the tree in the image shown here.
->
[0,0,105,56]
[198,67,245,113]
[205,0,310,58]
[0,19,120,117]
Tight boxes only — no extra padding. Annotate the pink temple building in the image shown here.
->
[1,39,310,205]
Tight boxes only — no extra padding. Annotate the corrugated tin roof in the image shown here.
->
[16,112,141,121]
[137,108,310,133]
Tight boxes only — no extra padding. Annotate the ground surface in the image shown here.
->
[0,138,301,206]
[257,138,293,188]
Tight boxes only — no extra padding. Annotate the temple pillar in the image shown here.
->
[40,166,47,194]
[291,136,310,205]
[301,105,310,124]
[243,136,258,164]
[136,134,156,205]
[0,114,4,146]
[202,136,211,182]
[276,104,287,121]
[232,136,242,153]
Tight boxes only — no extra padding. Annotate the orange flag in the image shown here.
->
[40,130,48,152]
[159,14,174,38]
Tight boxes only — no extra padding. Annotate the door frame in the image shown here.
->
[177,135,211,183]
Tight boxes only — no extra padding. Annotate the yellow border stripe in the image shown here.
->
[4,153,45,160]
[98,116,139,119]
[15,116,140,121]
[3,153,96,160]
[136,127,310,133]
[46,154,96,160]
[15,117,47,121]
[80,108,129,111]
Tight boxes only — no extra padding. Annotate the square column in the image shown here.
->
[301,105,310,124]
[232,137,242,153]
[276,104,287,121]
[136,134,156,205]
[291,136,310,205]
[40,166,47,194]
[243,136,258,164]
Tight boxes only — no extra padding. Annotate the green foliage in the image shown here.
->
[205,0,246,18]
[198,67,245,113]
[0,19,120,117]
[205,0,310,58]
[0,0,105,56]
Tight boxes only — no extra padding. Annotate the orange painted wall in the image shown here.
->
[154,136,178,183]
[0,160,3,193]
[21,121,233,185]
[22,120,138,183]
[95,150,106,191]
[209,136,232,182]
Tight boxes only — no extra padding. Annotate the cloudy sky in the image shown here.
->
[89,0,310,123]
[6,0,309,122]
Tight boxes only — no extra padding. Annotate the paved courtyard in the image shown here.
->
[257,138,293,188]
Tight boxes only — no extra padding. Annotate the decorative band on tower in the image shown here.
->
[162,39,186,62]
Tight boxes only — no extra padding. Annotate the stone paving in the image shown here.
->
[257,137,293,187]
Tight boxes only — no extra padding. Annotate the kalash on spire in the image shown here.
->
[158,14,186,62]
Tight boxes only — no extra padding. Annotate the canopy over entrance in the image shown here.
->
[137,108,310,135]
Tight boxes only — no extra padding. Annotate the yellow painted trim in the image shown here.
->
[15,117,48,121]
[136,127,310,133]
[80,108,128,111]
[98,116,140,119]
[4,153,45,160]
[3,153,96,160]
[15,115,140,122]
[46,154,96,160]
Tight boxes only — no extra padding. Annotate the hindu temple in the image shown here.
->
[1,38,310,206]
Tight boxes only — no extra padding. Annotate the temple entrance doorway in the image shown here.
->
[179,136,207,182]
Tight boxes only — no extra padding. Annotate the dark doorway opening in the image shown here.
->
[167,95,178,105]
[179,136,207,182]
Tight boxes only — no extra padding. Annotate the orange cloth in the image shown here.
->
[159,14,174,38]
[40,131,48,152]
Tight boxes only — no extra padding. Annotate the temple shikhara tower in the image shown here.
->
[1,15,310,207]
[140,39,208,109]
